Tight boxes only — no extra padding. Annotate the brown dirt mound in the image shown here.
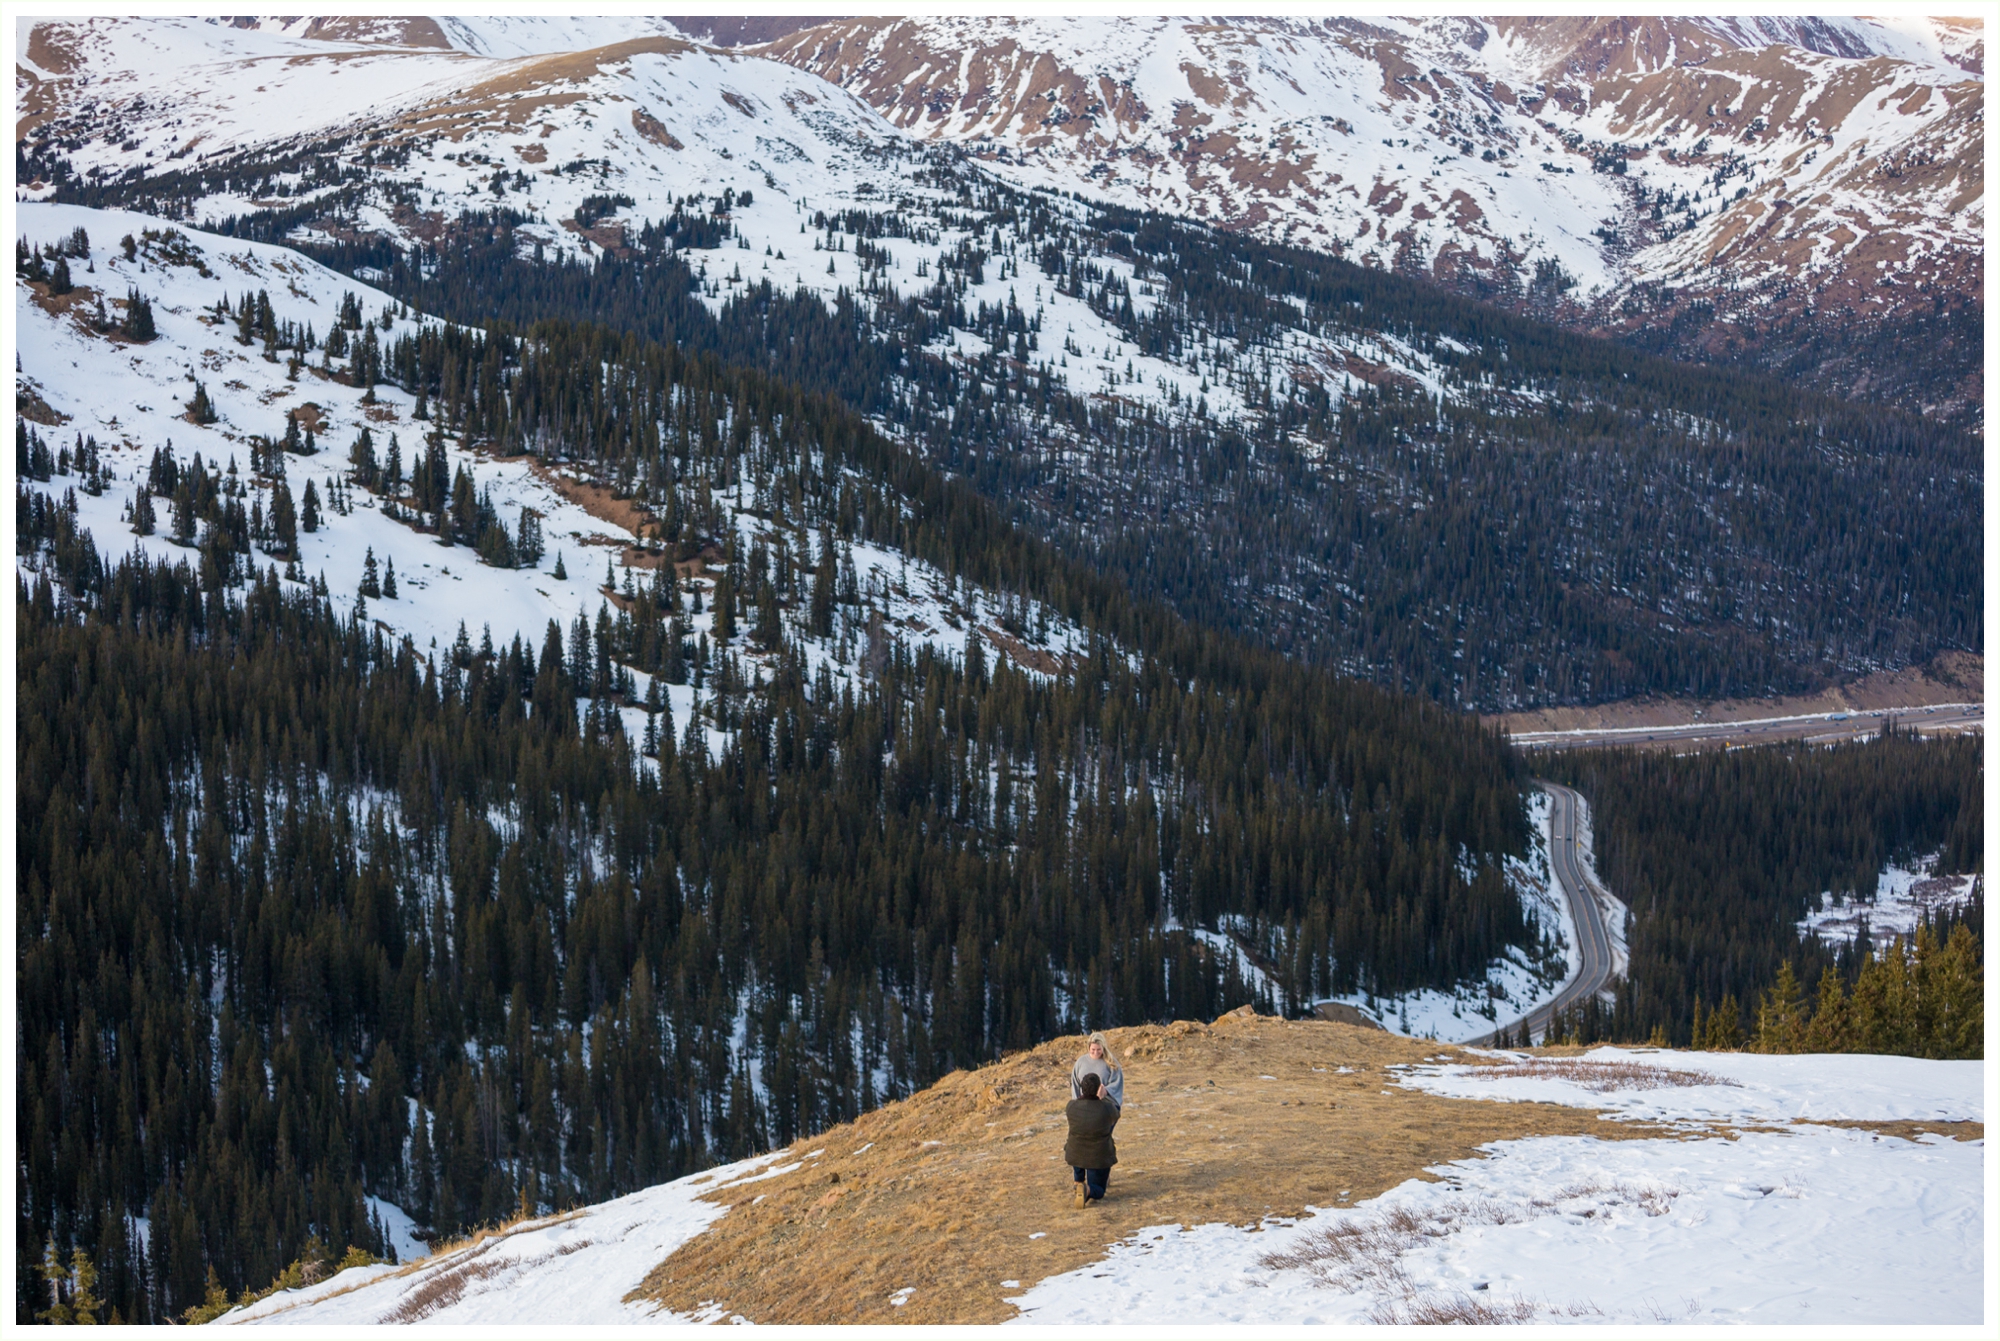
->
[633,1010,1669,1323]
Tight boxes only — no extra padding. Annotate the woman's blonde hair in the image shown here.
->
[1087,1030,1123,1071]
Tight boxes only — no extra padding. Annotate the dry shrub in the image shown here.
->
[1263,1179,1678,1320]
[377,1235,592,1323]
[1527,1180,1679,1218]
[382,1256,513,1324]
[1371,1290,1538,1324]
[1465,1058,1737,1091]
[1261,1199,1525,1291]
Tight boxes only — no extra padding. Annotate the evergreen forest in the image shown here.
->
[1545,731,1982,1054]
[16,140,1983,1326]
[15,297,1532,1320]
[57,152,1981,708]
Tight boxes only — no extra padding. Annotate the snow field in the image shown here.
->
[1006,1125,1983,1325]
[1400,1044,1982,1126]
[227,1148,813,1325]
[1008,1047,1985,1325]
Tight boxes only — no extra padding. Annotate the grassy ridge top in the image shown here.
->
[634,1013,1656,1323]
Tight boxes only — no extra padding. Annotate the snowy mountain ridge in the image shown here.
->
[17,13,1984,418]
[736,12,1984,416]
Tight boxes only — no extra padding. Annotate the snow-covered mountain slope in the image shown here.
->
[18,14,1980,418]
[740,14,1984,416]
[14,200,1089,756]
[216,1034,1983,1326]
[219,1148,804,1325]
[16,18,1459,433]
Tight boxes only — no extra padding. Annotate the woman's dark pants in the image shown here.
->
[1072,1166,1109,1200]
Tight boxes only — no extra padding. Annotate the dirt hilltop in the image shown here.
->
[633,1011,1667,1324]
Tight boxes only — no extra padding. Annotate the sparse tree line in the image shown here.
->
[51,160,1947,717]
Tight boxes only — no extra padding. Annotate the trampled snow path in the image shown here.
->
[1008,1049,1986,1326]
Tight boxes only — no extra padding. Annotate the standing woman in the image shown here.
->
[1070,1031,1125,1109]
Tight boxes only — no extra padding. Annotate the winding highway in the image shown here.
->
[1464,781,1622,1047]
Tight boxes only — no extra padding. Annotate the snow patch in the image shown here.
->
[1798,854,1981,949]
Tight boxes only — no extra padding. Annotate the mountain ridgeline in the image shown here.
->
[300,181,1981,712]
[15,303,1532,1321]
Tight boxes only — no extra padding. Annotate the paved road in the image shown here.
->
[1464,782,1620,1047]
[1508,703,1982,753]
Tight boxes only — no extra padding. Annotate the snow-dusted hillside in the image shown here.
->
[14,200,1090,762]
[217,1042,1984,1326]
[1799,854,1983,949]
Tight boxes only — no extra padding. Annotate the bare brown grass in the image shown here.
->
[1797,1118,1983,1143]
[632,1010,1668,1324]
[527,461,657,538]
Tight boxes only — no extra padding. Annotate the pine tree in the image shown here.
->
[712,572,736,644]
[382,555,398,600]
[271,480,298,557]
[182,1267,233,1326]
[1924,924,1983,1060]
[552,551,567,581]
[516,508,543,566]
[37,1245,102,1324]
[753,580,783,650]
[359,548,382,599]
[1702,993,1742,1050]
[1752,962,1805,1053]
[131,488,155,536]
[170,486,197,546]
[121,288,156,341]
[301,480,321,534]
[1800,967,1852,1053]
[810,531,836,636]
[349,428,378,487]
